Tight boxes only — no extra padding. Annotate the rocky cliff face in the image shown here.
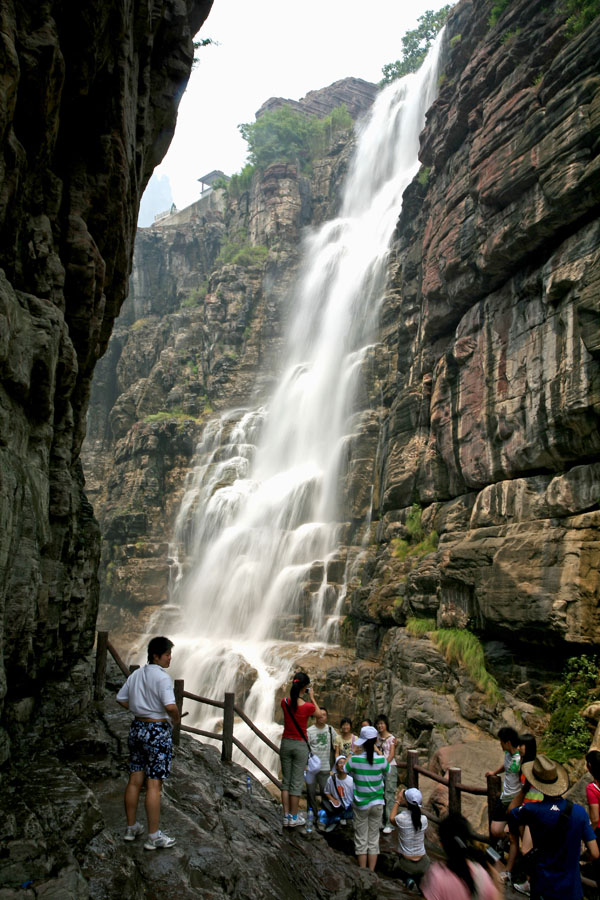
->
[0,0,213,765]
[256,76,378,121]
[319,0,600,754]
[0,0,595,892]
[369,0,600,650]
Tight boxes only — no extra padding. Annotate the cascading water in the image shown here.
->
[164,37,442,775]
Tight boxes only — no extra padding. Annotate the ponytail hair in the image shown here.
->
[438,813,487,896]
[406,797,422,832]
[364,736,377,765]
[519,733,537,765]
[289,672,310,711]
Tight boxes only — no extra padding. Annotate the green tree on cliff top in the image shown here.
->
[380,6,453,85]
[238,104,353,173]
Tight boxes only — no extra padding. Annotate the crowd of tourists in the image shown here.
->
[114,644,600,900]
[278,675,600,898]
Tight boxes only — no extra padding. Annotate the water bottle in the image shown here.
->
[246,775,252,797]
[306,808,314,833]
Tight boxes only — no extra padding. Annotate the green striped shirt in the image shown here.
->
[345,753,389,807]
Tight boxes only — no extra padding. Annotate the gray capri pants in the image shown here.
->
[280,737,309,795]
[354,803,384,855]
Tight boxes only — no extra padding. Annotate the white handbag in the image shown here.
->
[305,752,322,784]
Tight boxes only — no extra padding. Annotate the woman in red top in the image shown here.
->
[280,671,321,827]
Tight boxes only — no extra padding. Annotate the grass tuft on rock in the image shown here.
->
[406,618,500,703]
[432,629,500,703]
[406,617,437,636]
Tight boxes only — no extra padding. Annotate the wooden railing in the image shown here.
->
[401,749,501,842]
[95,631,600,885]
[96,633,498,825]
[95,632,282,789]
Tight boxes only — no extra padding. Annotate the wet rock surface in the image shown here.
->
[0,0,213,767]
[1,0,600,894]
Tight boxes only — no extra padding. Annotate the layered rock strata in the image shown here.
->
[256,76,378,122]
[367,0,600,649]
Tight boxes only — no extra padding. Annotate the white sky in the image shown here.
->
[155,0,450,210]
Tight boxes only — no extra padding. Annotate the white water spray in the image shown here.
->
[165,39,442,775]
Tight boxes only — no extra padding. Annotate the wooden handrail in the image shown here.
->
[414,764,448,787]
[232,736,282,790]
[234,703,280,755]
[456,781,488,796]
[180,724,223,741]
[183,689,225,709]
[106,637,129,677]
[96,631,281,787]
[97,631,504,833]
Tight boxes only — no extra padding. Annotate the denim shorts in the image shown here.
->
[128,719,172,780]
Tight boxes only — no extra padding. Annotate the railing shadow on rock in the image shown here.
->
[95,631,282,789]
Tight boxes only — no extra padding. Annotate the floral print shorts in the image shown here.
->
[128,720,172,780]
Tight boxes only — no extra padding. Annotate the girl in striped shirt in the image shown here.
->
[345,725,389,871]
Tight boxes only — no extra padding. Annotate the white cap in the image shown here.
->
[353,725,378,745]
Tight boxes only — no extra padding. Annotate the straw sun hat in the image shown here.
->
[521,754,569,797]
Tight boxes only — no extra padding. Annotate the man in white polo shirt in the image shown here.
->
[116,636,180,849]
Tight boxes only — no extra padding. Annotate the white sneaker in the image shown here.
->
[123,822,144,841]
[143,830,176,850]
[499,871,512,885]
[288,813,306,827]
[382,825,393,834]
[282,813,290,828]
[514,882,530,896]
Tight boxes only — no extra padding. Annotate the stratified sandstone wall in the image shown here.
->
[0,0,212,765]
[359,0,600,653]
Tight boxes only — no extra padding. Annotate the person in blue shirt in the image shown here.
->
[508,754,598,899]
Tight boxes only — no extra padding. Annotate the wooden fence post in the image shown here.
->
[222,692,235,763]
[448,767,461,816]
[173,679,184,747]
[407,749,419,790]
[487,773,502,833]
[94,631,109,701]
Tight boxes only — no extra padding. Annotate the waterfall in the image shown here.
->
[164,37,442,775]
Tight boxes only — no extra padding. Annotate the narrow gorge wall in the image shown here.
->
[369,0,600,651]
[0,0,213,766]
